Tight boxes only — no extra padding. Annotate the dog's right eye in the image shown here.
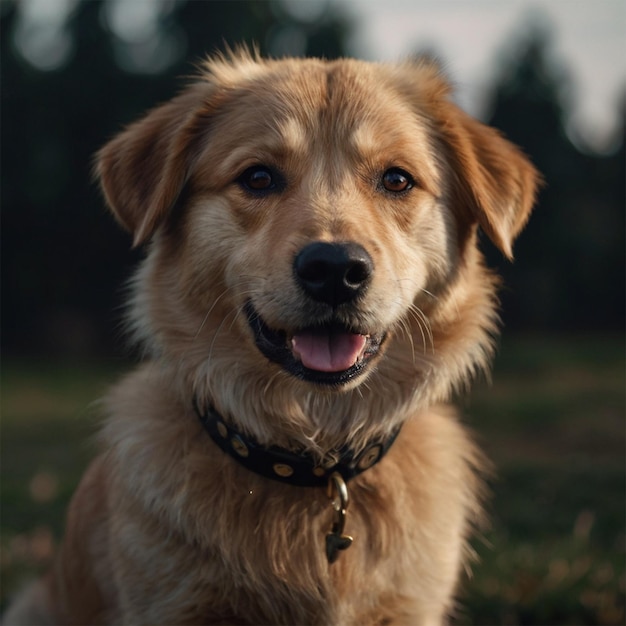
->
[237,165,281,193]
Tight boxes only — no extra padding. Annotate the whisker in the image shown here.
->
[402,315,420,362]
[206,309,238,364]
[194,279,261,341]
[194,285,236,340]
[419,287,438,301]
[406,304,435,356]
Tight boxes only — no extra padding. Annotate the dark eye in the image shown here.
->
[381,168,414,193]
[238,165,281,193]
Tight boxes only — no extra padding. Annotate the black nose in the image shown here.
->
[293,241,374,306]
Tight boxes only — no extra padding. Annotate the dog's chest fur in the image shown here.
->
[88,365,481,625]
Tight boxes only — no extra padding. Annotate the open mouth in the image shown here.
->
[244,301,385,386]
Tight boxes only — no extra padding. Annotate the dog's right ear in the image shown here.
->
[94,85,212,247]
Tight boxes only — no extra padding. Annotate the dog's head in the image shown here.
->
[96,51,538,442]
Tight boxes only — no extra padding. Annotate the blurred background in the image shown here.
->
[1,0,624,623]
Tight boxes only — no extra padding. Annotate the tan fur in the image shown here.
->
[4,50,539,625]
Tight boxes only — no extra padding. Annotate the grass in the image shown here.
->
[457,334,625,625]
[1,335,624,623]
[1,359,119,603]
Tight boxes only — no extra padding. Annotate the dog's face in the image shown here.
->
[96,52,538,440]
[188,60,457,388]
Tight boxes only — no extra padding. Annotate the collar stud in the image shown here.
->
[273,463,294,478]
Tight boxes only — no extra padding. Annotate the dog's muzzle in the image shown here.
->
[246,241,386,386]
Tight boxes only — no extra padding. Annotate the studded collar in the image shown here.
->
[194,400,401,488]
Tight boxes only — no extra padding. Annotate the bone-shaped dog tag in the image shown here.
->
[325,472,353,564]
[325,527,353,563]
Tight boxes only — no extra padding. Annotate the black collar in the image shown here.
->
[194,400,400,488]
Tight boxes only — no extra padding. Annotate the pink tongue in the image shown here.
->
[291,331,367,372]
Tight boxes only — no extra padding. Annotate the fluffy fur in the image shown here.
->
[5,50,539,625]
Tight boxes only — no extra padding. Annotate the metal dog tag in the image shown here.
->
[325,472,353,564]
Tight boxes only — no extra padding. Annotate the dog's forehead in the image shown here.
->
[201,58,440,187]
[219,59,420,137]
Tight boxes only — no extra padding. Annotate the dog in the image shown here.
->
[5,49,539,625]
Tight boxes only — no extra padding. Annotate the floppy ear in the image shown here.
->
[438,104,541,259]
[94,85,211,247]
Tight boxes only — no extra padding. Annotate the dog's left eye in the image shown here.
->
[237,165,282,193]
[381,168,414,193]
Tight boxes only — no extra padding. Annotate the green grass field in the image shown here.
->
[1,335,624,624]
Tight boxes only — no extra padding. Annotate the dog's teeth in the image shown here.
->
[357,335,370,362]
[290,336,301,361]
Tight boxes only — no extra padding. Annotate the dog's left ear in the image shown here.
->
[95,85,211,247]
[437,104,541,260]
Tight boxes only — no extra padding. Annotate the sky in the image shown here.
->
[329,0,626,153]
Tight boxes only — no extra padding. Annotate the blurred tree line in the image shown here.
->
[1,0,624,358]
[484,26,625,333]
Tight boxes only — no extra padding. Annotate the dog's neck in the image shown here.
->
[194,399,401,487]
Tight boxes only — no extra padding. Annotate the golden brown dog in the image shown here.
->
[5,50,539,625]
